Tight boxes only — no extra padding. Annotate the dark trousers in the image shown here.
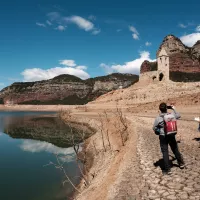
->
[159,134,184,171]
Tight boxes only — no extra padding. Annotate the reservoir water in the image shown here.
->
[0,111,81,200]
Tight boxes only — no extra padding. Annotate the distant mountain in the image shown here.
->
[0,73,139,105]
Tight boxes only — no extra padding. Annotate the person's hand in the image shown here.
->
[171,105,175,110]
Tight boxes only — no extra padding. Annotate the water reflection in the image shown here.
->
[4,115,92,148]
[0,111,85,200]
[20,140,77,163]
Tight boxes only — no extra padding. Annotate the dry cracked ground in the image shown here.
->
[126,113,200,200]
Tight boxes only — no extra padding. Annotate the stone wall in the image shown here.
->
[139,71,158,83]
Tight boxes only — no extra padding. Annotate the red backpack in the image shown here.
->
[163,113,177,135]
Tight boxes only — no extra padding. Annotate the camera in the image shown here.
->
[167,105,172,109]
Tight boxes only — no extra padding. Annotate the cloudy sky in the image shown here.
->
[0,0,200,89]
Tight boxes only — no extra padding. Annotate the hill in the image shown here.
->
[0,73,138,105]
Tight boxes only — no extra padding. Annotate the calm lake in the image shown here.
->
[0,111,81,200]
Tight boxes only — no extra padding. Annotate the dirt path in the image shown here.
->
[127,115,200,200]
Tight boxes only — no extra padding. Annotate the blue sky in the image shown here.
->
[0,0,200,89]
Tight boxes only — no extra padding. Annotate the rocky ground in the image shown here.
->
[73,106,200,200]
[129,114,200,200]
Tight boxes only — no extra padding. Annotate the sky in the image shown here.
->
[0,0,200,89]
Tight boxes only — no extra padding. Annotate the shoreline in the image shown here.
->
[0,104,77,111]
[60,107,143,200]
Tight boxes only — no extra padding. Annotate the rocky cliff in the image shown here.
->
[140,61,157,74]
[140,35,200,82]
[156,35,189,56]
[0,73,139,105]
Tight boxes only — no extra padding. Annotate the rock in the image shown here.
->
[157,35,189,57]
[177,192,188,199]
[182,187,194,192]
[167,183,184,190]
[162,191,170,197]
[166,194,177,200]
[140,61,157,74]
[194,183,200,190]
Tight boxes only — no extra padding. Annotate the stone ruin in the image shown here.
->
[140,35,200,83]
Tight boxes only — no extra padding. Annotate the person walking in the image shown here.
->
[153,102,185,175]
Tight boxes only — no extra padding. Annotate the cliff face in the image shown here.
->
[191,40,200,60]
[156,35,189,57]
[164,35,200,82]
[0,73,139,105]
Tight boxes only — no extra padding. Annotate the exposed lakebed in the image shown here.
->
[0,111,92,200]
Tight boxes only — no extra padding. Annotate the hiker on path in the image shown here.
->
[153,102,185,175]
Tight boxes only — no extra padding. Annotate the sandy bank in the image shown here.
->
[60,107,146,200]
[60,102,200,200]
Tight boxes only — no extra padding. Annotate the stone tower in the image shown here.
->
[157,48,169,81]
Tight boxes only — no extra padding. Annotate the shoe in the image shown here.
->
[179,164,185,169]
[162,170,172,175]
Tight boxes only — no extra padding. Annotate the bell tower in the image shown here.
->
[157,48,169,81]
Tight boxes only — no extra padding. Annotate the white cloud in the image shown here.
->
[55,25,66,31]
[132,33,139,40]
[101,51,155,75]
[100,63,114,74]
[46,13,100,34]
[129,25,139,40]
[47,12,60,21]
[21,59,90,81]
[46,20,52,26]
[179,23,187,28]
[76,66,87,70]
[88,15,96,21]
[180,33,200,47]
[21,67,90,81]
[59,60,76,67]
[36,22,46,27]
[117,29,122,32]
[92,29,101,35]
[65,16,94,31]
[196,25,200,32]
[145,41,152,46]
[178,22,195,29]
[129,26,139,35]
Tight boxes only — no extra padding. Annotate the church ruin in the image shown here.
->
[140,35,200,83]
